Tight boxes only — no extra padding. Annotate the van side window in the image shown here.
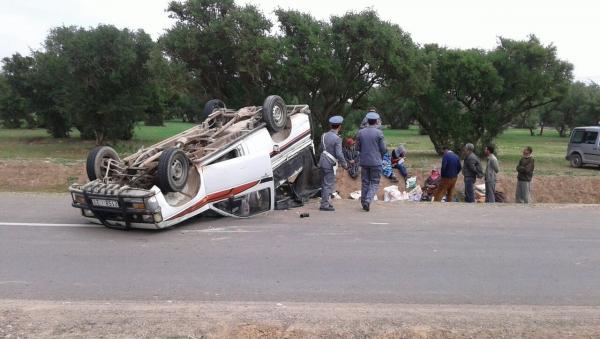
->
[213,148,240,164]
[584,131,598,144]
[570,130,585,144]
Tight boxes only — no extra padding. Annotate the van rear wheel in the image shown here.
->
[570,154,583,168]
[156,148,190,193]
[262,95,287,133]
[86,146,120,181]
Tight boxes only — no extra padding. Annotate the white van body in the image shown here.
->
[69,106,317,229]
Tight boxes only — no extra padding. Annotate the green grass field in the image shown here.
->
[0,122,598,177]
[0,121,195,161]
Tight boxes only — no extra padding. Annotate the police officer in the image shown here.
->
[319,116,348,211]
[356,112,387,212]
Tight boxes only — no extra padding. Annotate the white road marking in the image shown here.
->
[0,222,101,228]
[369,222,390,225]
[180,228,259,233]
[0,281,29,285]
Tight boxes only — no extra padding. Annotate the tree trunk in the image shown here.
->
[539,122,544,136]
[95,130,105,146]
[529,127,535,136]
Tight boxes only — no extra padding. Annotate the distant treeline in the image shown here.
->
[1,0,599,150]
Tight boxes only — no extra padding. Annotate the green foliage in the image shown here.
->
[539,81,600,136]
[162,0,277,108]
[366,86,416,129]
[414,36,573,154]
[275,9,421,129]
[0,54,36,128]
[36,25,155,143]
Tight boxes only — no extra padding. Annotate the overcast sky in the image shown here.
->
[1,0,598,82]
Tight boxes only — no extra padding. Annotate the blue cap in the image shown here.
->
[329,115,344,124]
[366,112,380,120]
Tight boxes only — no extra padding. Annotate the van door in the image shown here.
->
[582,130,600,164]
[202,153,274,216]
[586,131,600,164]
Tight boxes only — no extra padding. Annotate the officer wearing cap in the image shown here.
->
[318,115,348,211]
[356,111,387,212]
[360,107,380,129]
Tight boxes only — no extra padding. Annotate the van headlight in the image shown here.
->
[144,196,160,212]
[123,198,145,210]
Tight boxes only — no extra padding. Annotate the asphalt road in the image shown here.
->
[1,193,600,306]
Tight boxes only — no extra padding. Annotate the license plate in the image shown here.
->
[91,199,119,208]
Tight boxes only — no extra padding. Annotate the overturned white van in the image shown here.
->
[69,96,321,229]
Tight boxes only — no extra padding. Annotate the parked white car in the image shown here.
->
[69,96,321,229]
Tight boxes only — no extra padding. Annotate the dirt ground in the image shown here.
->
[1,159,599,204]
[336,167,600,204]
[2,300,600,339]
[0,160,86,192]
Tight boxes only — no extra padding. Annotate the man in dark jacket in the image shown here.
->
[356,112,387,212]
[516,146,535,203]
[462,143,484,203]
[434,146,462,202]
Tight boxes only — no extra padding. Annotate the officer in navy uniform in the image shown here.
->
[319,116,348,211]
[356,112,387,212]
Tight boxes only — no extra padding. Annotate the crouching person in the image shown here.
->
[319,116,348,211]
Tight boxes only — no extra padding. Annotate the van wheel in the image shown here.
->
[570,154,583,168]
[86,146,120,181]
[203,99,226,119]
[262,95,287,133]
[156,148,189,193]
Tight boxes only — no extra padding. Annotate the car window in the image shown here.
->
[584,131,599,144]
[213,188,271,217]
[570,130,585,144]
[213,148,240,164]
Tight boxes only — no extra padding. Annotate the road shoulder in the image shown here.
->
[2,300,600,338]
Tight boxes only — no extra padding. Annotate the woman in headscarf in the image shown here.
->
[421,168,442,201]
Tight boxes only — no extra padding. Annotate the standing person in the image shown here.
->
[318,116,348,211]
[462,143,484,203]
[434,146,462,202]
[360,107,376,129]
[356,112,387,212]
[515,146,535,203]
[484,145,500,203]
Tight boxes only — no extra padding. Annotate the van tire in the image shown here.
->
[86,146,120,181]
[262,95,287,133]
[203,99,226,119]
[156,148,189,193]
[570,153,583,168]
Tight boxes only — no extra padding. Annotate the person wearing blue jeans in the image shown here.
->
[391,145,408,179]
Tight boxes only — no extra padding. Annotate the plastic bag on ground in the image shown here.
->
[350,191,361,200]
[405,177,417,191]
[408,185,423,201]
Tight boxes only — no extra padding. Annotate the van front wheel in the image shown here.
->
[570,154,583,168]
